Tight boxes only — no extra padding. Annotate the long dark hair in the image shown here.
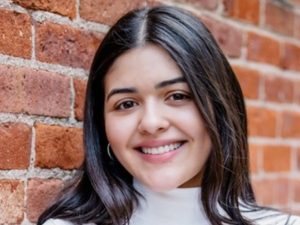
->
[38,5,257,225]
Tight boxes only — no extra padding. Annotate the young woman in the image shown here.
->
[38,6,300,225]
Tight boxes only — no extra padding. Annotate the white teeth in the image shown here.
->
[141,143,182,155]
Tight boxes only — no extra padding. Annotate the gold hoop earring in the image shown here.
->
[107,143,114,160]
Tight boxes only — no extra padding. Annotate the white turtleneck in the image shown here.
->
[129,180,209,225]
[129,180,300,225]
[43,181,300,225]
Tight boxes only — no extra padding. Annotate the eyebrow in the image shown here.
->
[106,87,137,101]
[155,77,186,89]
[106,76,186,101]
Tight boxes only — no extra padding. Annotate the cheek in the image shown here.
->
[105,116,121,145]
[182,106,211,151]
[105,115,136,147]
[176,106,206,132]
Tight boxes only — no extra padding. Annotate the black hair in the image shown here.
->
[38,5,260,225]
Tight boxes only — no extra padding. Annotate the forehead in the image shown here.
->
[104,44,183,89]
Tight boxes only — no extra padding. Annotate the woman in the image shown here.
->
[38,5,300,225]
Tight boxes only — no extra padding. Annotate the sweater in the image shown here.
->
[43,181,300,225]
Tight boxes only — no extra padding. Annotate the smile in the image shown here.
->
[140,142,183,155]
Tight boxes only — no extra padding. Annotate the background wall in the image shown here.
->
[0,0,299,224]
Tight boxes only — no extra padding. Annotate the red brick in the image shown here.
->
[36,22,101,69]
[23,69,71,117]
[35,123,84,169]
[74,79,87,121]
[0,65,23,113]
[298,148,300,171]
[280,111,300,138]
[252,178,290,205]
[262,145,291,172]
[26,179,64,222]
[0,8,31,58]
[146,0,162,7]
[295,179,300,202]
[295,81,300,104]
[291,0,300,5]
[0,123,31,169]
[247,106,277,137]
[0,65,71,117]
[232,66,260,99]
[281,42,300,72]
[12,0,76,19]
[202,16,242,57]
[80,0,146,25]
[223,0,259,24]
[0,180,24,224]
[247,32,281,66]
[265,0,294,36]
[295,14,300,39]
[264,75,294,103]
[175,0,218,10]
[249,144,261,173]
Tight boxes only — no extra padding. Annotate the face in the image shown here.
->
[104,44,211,191]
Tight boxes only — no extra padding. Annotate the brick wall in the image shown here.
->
[0,0,299,224]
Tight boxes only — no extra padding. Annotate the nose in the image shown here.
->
[138,101,170,135]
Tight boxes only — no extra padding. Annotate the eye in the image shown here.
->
[168,92,191,101]
[115,100,138,110]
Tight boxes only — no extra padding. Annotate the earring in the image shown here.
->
[107,143,114,160]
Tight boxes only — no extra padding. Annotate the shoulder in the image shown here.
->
[256,214,300,225]
[243,209,300,225]
[288,215,300,224]
[42,219,95,225]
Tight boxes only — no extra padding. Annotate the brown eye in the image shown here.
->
[116,100,137,110]
[169,93,190,101]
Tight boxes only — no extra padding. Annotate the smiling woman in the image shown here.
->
[37,5,300,225]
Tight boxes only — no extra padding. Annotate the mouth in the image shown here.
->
[138,141,185,155]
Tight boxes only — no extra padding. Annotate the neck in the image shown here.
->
[130,180,210,225]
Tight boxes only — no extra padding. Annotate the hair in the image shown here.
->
[38,5,259,225]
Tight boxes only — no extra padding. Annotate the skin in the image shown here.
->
[104,44,211,191]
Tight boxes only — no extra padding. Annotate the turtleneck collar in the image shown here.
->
[129,180,210,225]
